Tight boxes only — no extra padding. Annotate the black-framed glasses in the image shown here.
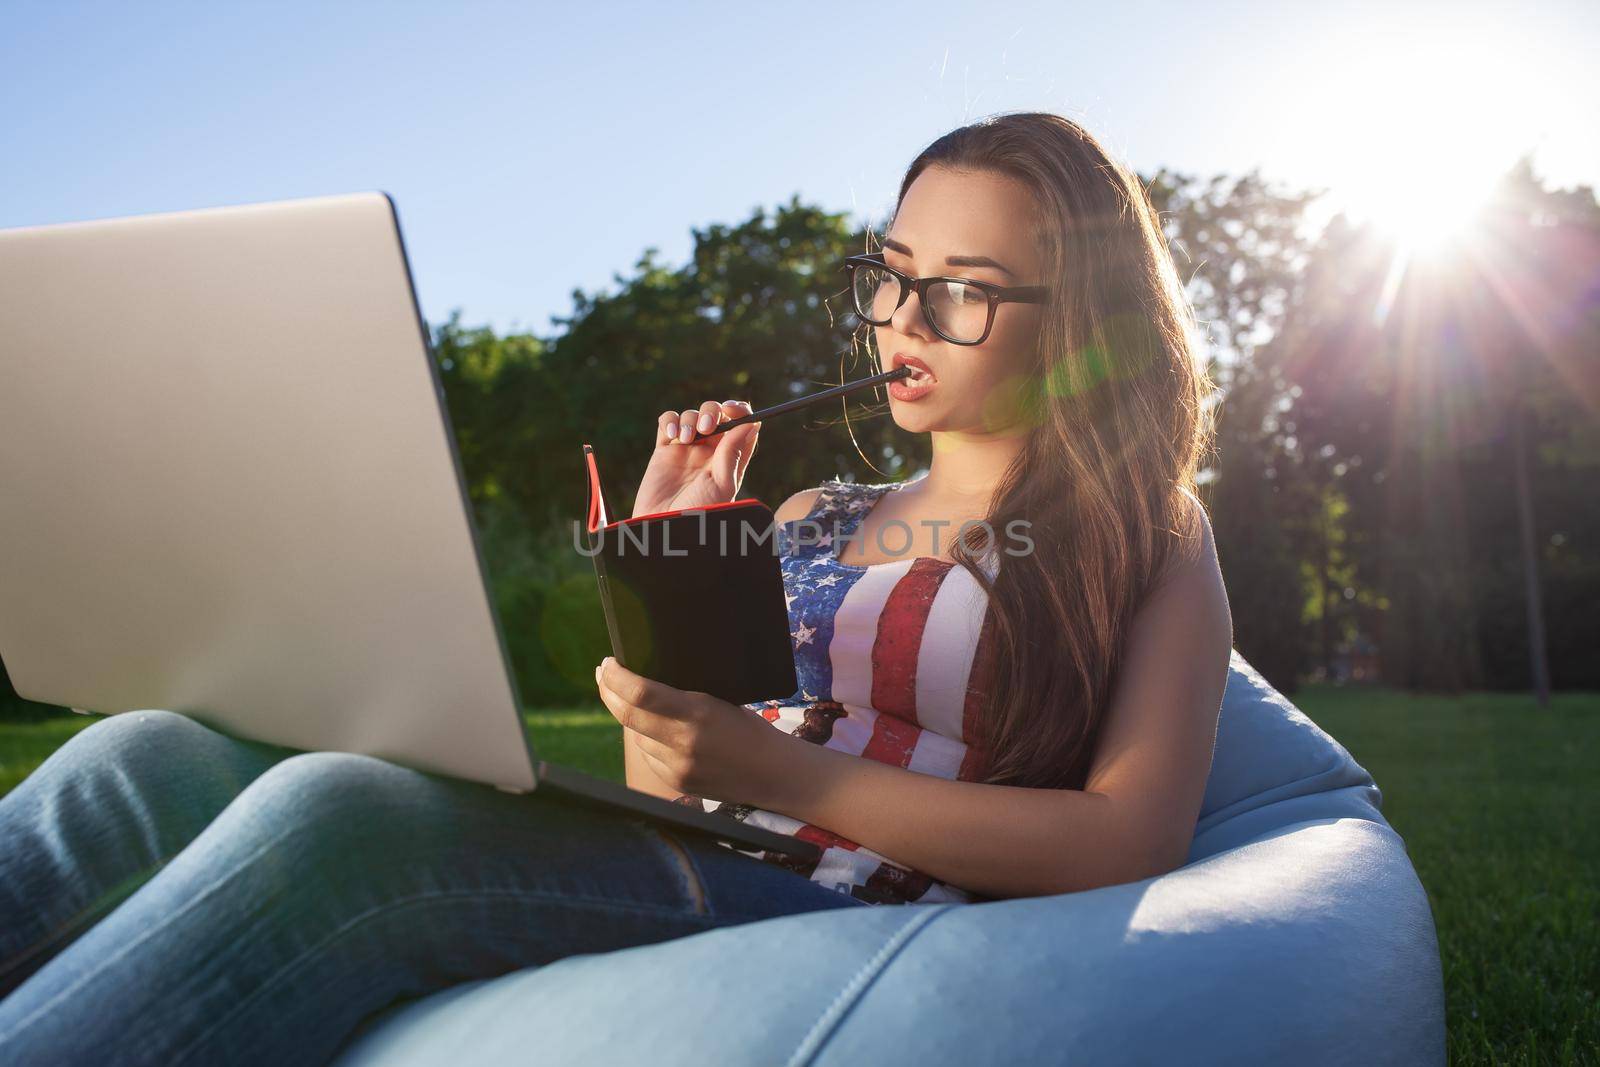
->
[841,252,1049,346]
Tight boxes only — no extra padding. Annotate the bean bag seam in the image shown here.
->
[785,904,954,1066]
[1196,759,1377,832]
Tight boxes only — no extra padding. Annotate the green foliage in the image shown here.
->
[1209,371,1312,689]
[471,493,612,706]
[443,195,923,544]
[1148,166,1328,689]
[429,197,932,707]
[1265,158,1600,691]
[1146,165,1323,375]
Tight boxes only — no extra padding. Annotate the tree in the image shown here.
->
[1275,157,1600,694]
[1147,167,1327,690]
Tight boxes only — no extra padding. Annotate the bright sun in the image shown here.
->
[1357,169,1501,251]
[1284,36,1528,252]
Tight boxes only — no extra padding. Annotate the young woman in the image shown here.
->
[0,111,1231,1064]
[613,110,1231,903]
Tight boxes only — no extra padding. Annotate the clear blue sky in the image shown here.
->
[4,0,1594,335]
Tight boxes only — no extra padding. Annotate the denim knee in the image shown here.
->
[49,709,223,781]
[228,751,426,846]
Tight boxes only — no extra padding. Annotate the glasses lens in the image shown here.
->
[926,280,990,343]
[851,263,900,323]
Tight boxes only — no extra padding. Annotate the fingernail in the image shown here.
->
[665,421,677,439]
[698,413,713,433]
[679,422,693,442]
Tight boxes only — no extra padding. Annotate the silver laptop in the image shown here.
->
[0,191,817,862]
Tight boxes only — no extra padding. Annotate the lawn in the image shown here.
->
[1301,686,1598,1065]
[2,685,1595,1064]
[0,710,623,797]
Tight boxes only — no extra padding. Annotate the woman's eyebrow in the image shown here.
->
[882,236,1016,280]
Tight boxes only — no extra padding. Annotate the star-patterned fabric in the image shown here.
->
[674,478,1003,905]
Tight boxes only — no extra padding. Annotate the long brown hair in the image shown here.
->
[863,112,1217,791]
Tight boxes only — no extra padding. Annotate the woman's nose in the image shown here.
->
[889,286,935,341]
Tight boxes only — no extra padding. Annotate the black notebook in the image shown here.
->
[581,445,798,706]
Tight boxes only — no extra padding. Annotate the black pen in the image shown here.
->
[695,365,912,438]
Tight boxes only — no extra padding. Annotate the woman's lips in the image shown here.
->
[889,361,936,401]
[893,354,935,380]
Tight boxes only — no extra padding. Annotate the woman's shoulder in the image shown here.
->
[1152,485,1219,589]
[770,478,888,528]
[1173,486,1214,553]
[771,484,829,529]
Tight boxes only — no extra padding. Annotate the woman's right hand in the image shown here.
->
[631,399,762,519]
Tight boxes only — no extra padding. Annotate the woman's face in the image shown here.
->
[873,164,1045,437]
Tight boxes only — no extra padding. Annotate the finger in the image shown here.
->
[599,656,692,722]
[694,400,722,439]
[718,399,755,432]
[678,408,698,444]
[595,663,678,742]
[730,400,758,443]
[632,728,675,767]
[635,736,683,792]
[658,410,681,445]
[711,423,758,490]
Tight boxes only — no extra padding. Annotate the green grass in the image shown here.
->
[1299,685,1598,1066]
[522,709,624,781]
[2,688,1595,1064]
[0,710,623,797]
[0,714,100,795]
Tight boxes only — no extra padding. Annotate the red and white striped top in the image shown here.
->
[675,477,1002,905]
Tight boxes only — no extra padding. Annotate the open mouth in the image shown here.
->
[893,356,937,384]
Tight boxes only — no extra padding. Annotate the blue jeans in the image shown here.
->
[0,709,867,1065]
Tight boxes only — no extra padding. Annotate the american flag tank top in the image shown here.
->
[674,477,1002,905]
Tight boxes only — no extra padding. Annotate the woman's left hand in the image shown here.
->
[594,656,790,805]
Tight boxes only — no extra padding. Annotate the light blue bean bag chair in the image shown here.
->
[333,650,1445,1065]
